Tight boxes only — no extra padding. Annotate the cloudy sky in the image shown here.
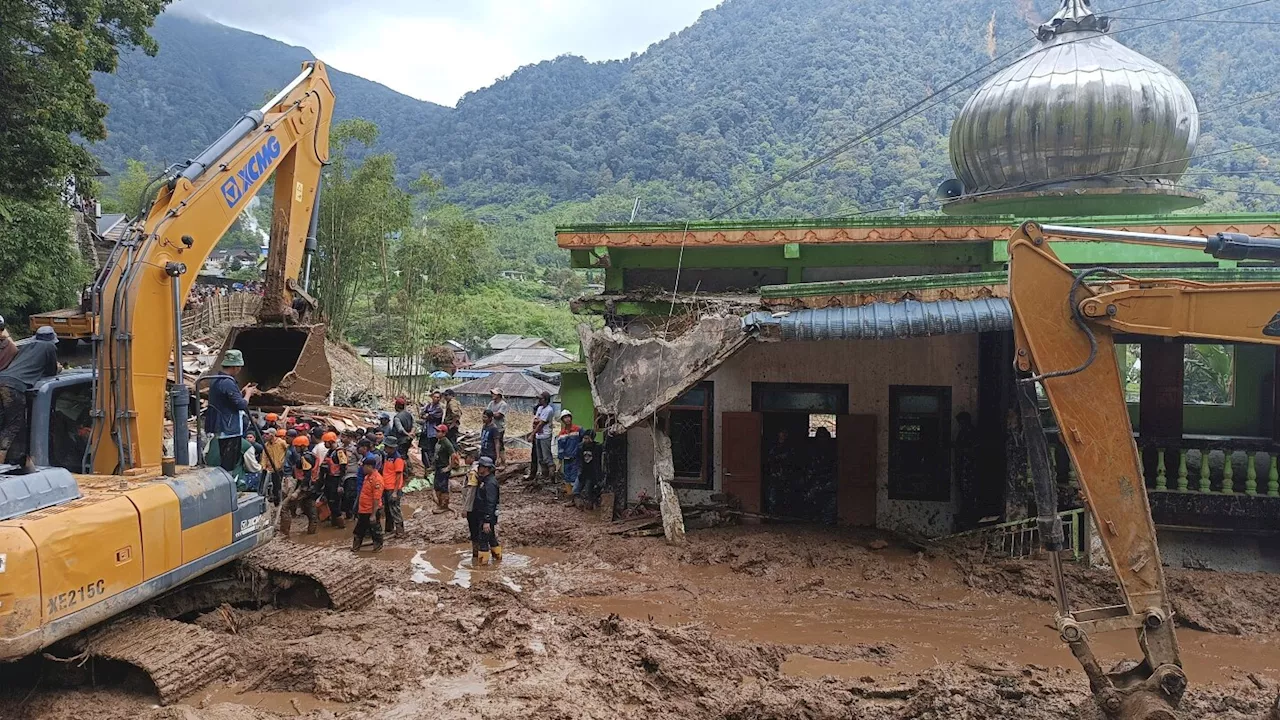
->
[171,0,722,106]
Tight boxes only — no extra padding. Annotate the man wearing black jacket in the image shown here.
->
[472,456,502,565]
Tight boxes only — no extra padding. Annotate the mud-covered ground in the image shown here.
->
[5,470,1280,720]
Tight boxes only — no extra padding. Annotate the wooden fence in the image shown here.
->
[181,293,261,340]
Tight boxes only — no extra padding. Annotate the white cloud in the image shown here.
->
[170,0,722,105]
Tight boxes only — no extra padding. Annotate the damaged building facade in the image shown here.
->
[556,214,1280,569]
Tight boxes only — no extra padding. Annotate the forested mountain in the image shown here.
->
[94,1,1280,221]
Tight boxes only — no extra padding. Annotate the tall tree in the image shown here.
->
[0,0,168,321]
[0,0,169,199]
[312,120,413,337]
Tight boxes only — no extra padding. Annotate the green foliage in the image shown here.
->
[1,0,169,200]
[0,0,164,322]
[1184,344,1235,406]
[0,197,90,320]
[89,3,1280,221]
[313,120,414,337]
[101,158,160,215]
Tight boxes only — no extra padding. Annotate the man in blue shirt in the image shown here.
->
[205,349,257,474]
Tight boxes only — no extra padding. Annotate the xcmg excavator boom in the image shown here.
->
[1009,220,1280,720]
[0,61,370,705]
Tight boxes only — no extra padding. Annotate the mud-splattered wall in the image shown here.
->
[626,336,980,537]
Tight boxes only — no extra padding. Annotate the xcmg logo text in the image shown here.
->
[221,135,282,208]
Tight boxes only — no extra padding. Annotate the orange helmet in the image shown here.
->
[322,431,338,443]
[275,429,287,438]
[265,413,279,422]
[292,435,311,448]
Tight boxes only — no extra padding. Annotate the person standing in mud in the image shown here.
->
[442,388,463,445]
[473,456,502,565]
[382,437,406,537]
[352,454,385,552]
[263,428,288,504]
[281,434,319,536]
[527,391,555,484]
[392,397,414,459]
[486,389,509,467]
[419,390,444,474]
[322,431,347,529]
[432,423,454,513]
[578,430,603,508]
[556,410,583,504]
[479,409,498,463]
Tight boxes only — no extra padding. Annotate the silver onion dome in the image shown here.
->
[944,0,1202,216]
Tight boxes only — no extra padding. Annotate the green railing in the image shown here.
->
[1042,432,1280,497]
[989,508,1088,561]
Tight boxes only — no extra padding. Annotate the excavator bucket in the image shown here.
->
[218,323,331,405]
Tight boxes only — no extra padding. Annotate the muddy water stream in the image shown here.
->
[556,558,1280,685]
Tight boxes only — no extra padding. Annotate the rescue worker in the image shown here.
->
[262,427,288,504]
[432,423,454,513]
[442,388,462,444]
[349,437,373,521]
[322,431,347,528]
[352,453,385,552]
[382,437,406,536]
[205,349,257,474]
[527,391,554,484]
[391,397,415,459]
[486,389,509,467]
[472,456,502,565]
[556,410,583,503]
[0,315,17,372]
[281,434,319,535]
[0,327,61,467]
[419,390,443,472]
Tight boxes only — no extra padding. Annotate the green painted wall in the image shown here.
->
[558,370,596,431]
[1125,344,1274,437]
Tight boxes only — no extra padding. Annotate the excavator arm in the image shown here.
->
[90,62,334,475]
[1008,221,1280,720]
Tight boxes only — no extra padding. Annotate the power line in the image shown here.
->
[706,38,1037,220]
[707,0,1274,221]
[1200,89,1280,116]
[1110,15,1280,24]
[1103,0,1173,14]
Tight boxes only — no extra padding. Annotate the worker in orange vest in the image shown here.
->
[381,437,407,537]
[353,453,385,552]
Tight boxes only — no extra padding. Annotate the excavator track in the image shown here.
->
[242,541,374,611]
[69,616,234,704]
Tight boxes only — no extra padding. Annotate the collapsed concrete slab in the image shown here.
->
[580,314,752,433]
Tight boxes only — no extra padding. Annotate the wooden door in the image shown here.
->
[721,412,763,513]
[837,414,878,526]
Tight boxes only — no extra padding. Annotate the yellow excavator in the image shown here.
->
[1009,221,1280,720]
[0,61,369,703]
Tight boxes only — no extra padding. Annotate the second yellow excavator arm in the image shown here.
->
[90,61,335,475]
[1008,220,1280,720]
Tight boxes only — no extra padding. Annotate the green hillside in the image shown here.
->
[94,1,1280,222]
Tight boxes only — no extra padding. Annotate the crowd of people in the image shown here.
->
[203,351,509,563]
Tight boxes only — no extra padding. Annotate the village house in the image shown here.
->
[555,213,1280,572]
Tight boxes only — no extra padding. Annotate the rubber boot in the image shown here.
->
[332,514,346,529]
[306,514,319,535]
[352,535,362,552]
[491,545,503,563]
[471,542,480,560]
[279,513,293,538]
[562,482,573,498]
[475,550,491,566]
[372,541,384,553]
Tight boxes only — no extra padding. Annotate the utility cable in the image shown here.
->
[1200,89,1280,116]
[708,0,1273,221]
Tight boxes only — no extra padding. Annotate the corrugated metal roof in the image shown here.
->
[743,298,1012,341]
[448,371,558,399]
[487,334,523,350]
[472,347,573,368]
